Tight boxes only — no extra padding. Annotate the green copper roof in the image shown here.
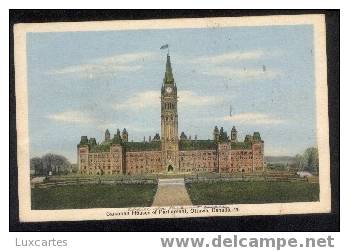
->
[231,142,252,150]
[124,141,161,152]
[179,140,217,151]
[253,132,262,141]
[89,144,112,153]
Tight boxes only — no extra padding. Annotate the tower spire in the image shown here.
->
[164,53,174,84]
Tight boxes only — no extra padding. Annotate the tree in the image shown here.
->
[303,147,319,174]
[30,157,43,176]
[71,163,79,173]
[294,154,305,171]
[294,147,319,174]
[41,153,72,175]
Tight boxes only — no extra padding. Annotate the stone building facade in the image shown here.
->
[77,54,264,175]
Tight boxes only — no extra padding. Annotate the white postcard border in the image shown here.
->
[14,14,331,222]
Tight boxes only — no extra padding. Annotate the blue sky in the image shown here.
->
[26,25,316,162]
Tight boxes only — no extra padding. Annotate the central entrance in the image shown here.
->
[167,165,174,172]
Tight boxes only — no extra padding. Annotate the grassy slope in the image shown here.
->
[31,184,157,210]
[186,181,319,205]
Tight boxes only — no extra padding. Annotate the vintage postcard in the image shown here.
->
[14,14,331,222]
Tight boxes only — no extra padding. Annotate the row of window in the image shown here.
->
[81,170,121,175]
[89,154,120,158]
[180,156,217,161]
[180,151,216,156]
[127,165,161,169]
[180,168,216,172]
[163,102,176,110]
[82,165,121,170]
[126,158,161,162]
[231,156,253,160]
[89,159,121,163]
[88,153,113,158]
[127,153,161,159]
[180,163,216,168]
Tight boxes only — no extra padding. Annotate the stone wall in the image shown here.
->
[179,150,217,172]
[125,151,162,175]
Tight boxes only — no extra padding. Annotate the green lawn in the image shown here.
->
[31,184,157,210]
[186,181,319,205]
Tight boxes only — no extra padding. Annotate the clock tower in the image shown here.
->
[161,53,179,172]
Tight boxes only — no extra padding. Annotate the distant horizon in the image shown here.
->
[27,25,317,162]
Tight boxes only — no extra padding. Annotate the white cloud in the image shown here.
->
[112,90,222,111]
[187,50,282,81]
[113,91,160,111]
[47,111,95,124]
[46,110,154,135]
[48,52,155,78]
[222,113,284,125]
[96,52,154,64]
[203,67,280,80]
[192,50,265,64]
[178,90,223,106]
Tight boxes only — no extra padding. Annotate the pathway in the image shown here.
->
[152,178,192,206]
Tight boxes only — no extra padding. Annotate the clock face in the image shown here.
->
[166,87,172,93]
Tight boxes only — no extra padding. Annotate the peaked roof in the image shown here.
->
[124,141,161,152]
[179,140,217,151]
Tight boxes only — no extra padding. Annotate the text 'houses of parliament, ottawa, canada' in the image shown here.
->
[78,53,264,175]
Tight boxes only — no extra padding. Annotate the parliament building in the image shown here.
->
[77,54,264,175]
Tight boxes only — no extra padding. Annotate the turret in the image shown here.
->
[216,127,229,142]
[252,132,262,142]
[112,133,122,144]
[121,128,128,142]
[180,132,188,140]
[105,129,110,141]
[153,133,161,141]
[80,136,89,145]
[244,135,252,143]
[112,129,122,144]
[219,127,224,140]
[231,126,237,143]
[213,126,219,142]
[116,129,121,139]
[89,137,97,145]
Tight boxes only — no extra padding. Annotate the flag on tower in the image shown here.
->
[160,44,169,50]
